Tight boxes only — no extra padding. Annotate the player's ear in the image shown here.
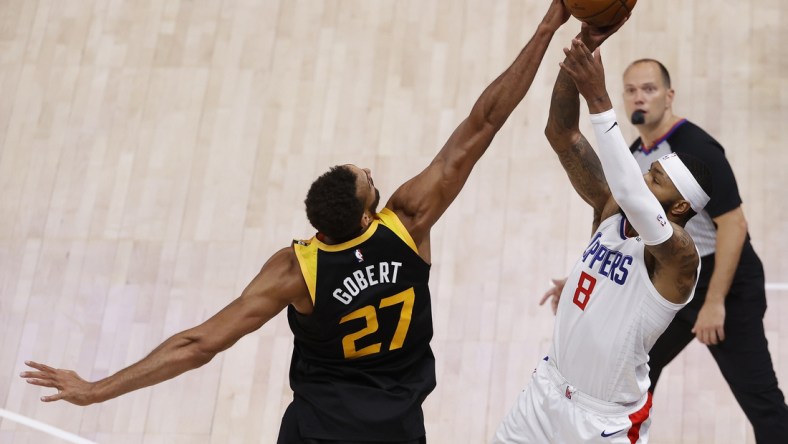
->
[360,212,372,228]
[671,199,691,218]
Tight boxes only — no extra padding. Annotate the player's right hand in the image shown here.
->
[539,277,567,315]
[20,360,95,406]
[580,13,630,50]
[542,0,572,31]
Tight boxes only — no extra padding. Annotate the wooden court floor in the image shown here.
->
[1,1,786,443]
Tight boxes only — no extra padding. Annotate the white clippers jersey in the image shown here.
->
[549,214,694,404]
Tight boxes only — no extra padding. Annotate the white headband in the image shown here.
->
[657,152,710,213]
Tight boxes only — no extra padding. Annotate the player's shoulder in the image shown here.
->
[269,245,303,274]
[660,223,699,267]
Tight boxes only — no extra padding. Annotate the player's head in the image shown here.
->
[304,164,380,242]
[643,152,712,224]
[622,59,674,127]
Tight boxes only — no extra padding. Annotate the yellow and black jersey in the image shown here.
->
[288,208,434,441]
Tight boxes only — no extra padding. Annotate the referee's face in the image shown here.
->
[622,62,674,128]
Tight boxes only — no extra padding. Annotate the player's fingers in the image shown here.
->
[20,372,51,382]
[41,392,65,403]
[607,14,630,34]
[559,61,576,78]
[25,378,58,388]
[570,39,587,62]
[573,39,591,59]
[576,39,594,66]
[593,48,602,64]
[565,40,579,58]
[25,361,55,373]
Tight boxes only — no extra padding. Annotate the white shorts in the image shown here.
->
[492,358,653,444]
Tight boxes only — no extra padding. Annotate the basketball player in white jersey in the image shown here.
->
[493,38,712,443]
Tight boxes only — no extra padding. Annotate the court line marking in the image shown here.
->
[765,283,788,291]
[0,408,97,444]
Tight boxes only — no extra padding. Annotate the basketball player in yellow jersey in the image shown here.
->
[21,2,572,442]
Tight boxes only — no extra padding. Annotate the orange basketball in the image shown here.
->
[563,0,637,27]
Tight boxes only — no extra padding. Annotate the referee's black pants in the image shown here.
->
[647,248,788,444]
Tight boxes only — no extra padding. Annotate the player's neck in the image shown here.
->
[317,225,368,245]
[638,113,682,149]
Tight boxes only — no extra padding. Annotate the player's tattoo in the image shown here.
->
[558,136,609,205]
[547,69,610,211]
[551,71,581,131]
[650,227,699,297]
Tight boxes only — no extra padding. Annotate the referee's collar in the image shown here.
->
[636,118,688,155]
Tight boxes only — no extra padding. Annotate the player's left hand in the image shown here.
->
[691,301,726,345]
[579,14,630,50]
[20,361,95,405]
[559,39,607,100]
[539,277,567,315]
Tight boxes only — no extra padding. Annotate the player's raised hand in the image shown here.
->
[580,14,630,50]
[542,0,572,31]
[539,277,567,315]
[20,361,95,405]
[559,39,608,104]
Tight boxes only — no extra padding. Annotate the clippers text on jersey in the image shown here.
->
[581,232,633,285]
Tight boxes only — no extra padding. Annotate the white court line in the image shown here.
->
[766,282,788,291]
[0,408,97,444]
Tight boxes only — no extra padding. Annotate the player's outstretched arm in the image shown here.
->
[20,248,309,405]
[544,20,628,232]
[561,40,698,304]
[387,0,570,256]
[544,60,611,230]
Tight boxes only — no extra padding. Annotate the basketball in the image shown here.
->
[563,0,637,28]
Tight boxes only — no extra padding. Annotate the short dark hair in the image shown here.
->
[628,59,672,89]
[304,165,364,241]
[676,152,713,220]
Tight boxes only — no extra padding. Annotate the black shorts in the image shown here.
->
[277,401,427,444]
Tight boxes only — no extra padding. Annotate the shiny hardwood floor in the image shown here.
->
[1,1,786,443]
